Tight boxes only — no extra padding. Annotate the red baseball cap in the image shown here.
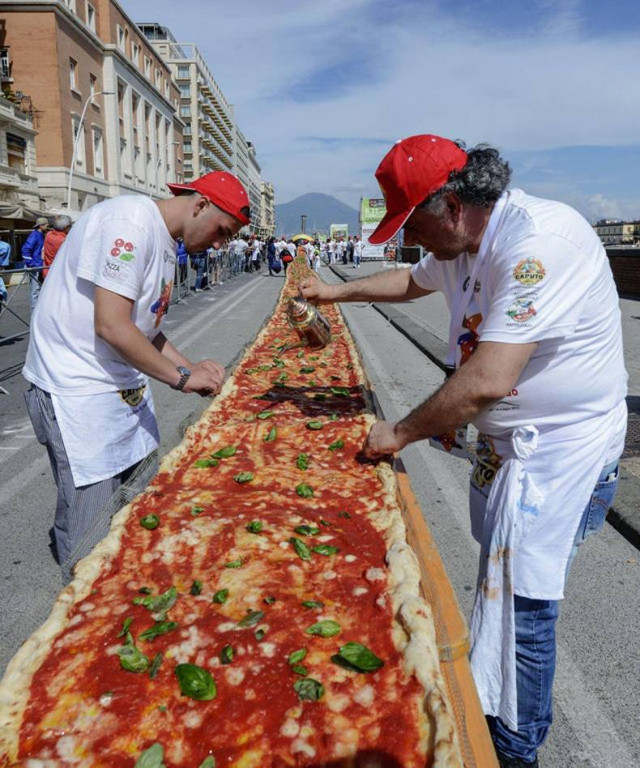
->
[168,171,251,226]
[368,135,468,244]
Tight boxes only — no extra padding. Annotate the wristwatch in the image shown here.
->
[171,365,191,391]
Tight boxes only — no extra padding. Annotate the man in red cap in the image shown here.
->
[299,135,627,767]
[23,172,250,575]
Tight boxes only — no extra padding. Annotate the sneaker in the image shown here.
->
[497,753,539,768]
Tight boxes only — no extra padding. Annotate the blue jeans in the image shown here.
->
[488,460,620,762]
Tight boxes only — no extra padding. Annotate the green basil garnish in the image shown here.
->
[296,453,309,471]
[255,628,267,641]
[212,445,237,459]
[117,616,133,638]
[212,588,229,604]
[314,393,328,401]
[288,648,307,665]
[264,427,277,442]
[297,351,305,358]
[139,622,179,641]
[149,652,163,680]
[328,439,344,452]
[301,600,324,610]
[312,545,339,556]
[330,387,351,397]
[338,511,351,519]
[238,610,264,628]
[306,420,323,430]
[174,663,217,701]
[193,458,219,468]
[329,412,339,421]
[190,580,203,596]
[305,620,341,638]
[191,506,204,516]
[117,643,150,673]
[333,642,385,672]
[291,664,308,676]
[133,586,178,615]
[294,524,320,536]
[319,519,332,527]
[224,559,244,568]
[140,514,159,530]
[263,596,276,605]
[256,410,274,420]
[134,742,165,768]
[234,472,254,484]
[293,678,325,701]
[199,758,216,768]
[300,366,315,374]
[138,587,153,595]
[290,537,312,561]
[220,645,234,664]
[296,483,314,499]
[246,520,263,534]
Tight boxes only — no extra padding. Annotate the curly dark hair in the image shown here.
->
[421,142,512,211]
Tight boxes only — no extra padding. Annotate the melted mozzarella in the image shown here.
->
[366,567,385,582]
[354,684,375,708]
[225,667,246,686]
[291,739,316,758]
[280,718,300,738]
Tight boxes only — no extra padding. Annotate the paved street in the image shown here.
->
[1,263,639,767]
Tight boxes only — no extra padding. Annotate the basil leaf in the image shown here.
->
[334,642,385,672]
[256,410,274,420]
[330,387,351,397]
[275,373,288,383]
[294,524,320,536]
[291,664,308,676]
[319,519,332,527]
[139,622,179,642]
[238,610,264,628]
[140,514,159,530]
[233,472,254,484]
[327,439,344,452]
[246,520,263,534]
[300,366,315,374]
[264,427,277,442]
[199,758,216,768]
[133,586,178,614]
[149,652,163,680]
[224,559,244,568]
[290,537,312,561]
[263,596,276,605]
[329,412,339,421]
[190,580,203,596]
[288,648,307,665]
[244,414,256,422]
[311,545,340,556]
[220,644,234,664]
[138,587,153,595]
[296,483,314,499]
[296,453,309,471]
[134,742,166,768]
[293,678,325,701]
[117,643,150,673]
[346,363,354,370]
[338,511,351,519]
[193,458,219,468]
[305,620,341,638]
[308,356,319,361]
[212,445,237,459]
[174,663,217,701]
[191,506,204,516]
[212,588,229,604]
[306,420,323,430]
[308,380,317,387]
[297,351,305,358]
[117,616,133,638]
[301,600,324,610]
[255,628,267,641]
[258,364,273,372]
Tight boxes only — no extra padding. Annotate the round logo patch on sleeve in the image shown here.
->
[513,258,545,285]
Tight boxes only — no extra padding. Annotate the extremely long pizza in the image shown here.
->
[0,257,463,767]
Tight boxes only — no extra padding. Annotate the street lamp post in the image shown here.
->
[150,140,180,198]
[66,90,114,210]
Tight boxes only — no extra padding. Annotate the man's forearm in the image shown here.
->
[99,322,181,387]
[152,332,191,368]
[330,268,428,303]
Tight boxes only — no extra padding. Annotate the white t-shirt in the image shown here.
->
[25,195,177,395]
[235,238,248,256]
[411,188,627,435]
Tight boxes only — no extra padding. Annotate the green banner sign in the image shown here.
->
[360,198,386,226]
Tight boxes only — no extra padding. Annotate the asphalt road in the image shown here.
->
[1,264,639,767]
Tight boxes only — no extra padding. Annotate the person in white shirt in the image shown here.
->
[326,239,335,264]
[299,135,627,768]
[23,171,250,573]
[304,240,314,268]
[353,236,363,268]
[235,236,249,273]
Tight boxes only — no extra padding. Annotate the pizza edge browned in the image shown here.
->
[0,272,463,767]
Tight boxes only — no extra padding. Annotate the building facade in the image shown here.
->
[594,219,640,245]
[0,93,40,217]
[260,181,275,239]
[0,0,183,214]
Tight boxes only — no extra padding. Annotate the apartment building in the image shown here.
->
[0,92,40,222]
[594,219,640,245]
[261,181,275,240]
[0,0,183,213]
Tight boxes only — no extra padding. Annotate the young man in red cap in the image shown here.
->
[23,172,250,575]
[299,135,627,767]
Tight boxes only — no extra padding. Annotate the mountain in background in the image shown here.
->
[275,193,359,236]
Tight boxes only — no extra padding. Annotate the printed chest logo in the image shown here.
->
[109,238,136,262]
[472,434,503,490]
[150,277,173,327]
[513,257,545,285]
[506,297,537,323]
[462,276,482,293]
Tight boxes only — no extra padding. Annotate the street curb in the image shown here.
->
[328,264,640,553]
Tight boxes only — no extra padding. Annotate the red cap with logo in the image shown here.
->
[368,135,468,244]
[168,171,251,226]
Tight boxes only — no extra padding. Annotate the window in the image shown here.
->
[183,142,192,154]
[69,58,78,90]
[89,73,97,97]
[177,65,189,79]
[180,105,191,117]
[164,80,169,98]
[6,133,26,173]
[179,84,190,98]
[64,0,77,12]
[117,25,125,51]
[71,116,85,169]
[144,56,151,78]
[92,128,104,178]
[131,42,140,67]
[155,69,161,88]
[86,2,95,32]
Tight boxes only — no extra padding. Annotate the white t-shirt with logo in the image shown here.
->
[23,195,177,485]
[411,189,628,598]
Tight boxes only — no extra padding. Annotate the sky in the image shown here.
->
[122,0,640,221]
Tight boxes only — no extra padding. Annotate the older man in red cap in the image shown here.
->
[299,135,627,767]
[23,172,250,574]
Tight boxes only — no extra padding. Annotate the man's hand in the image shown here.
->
[182,360,225,397]
[363,420,406,459]
[298,278,339,304]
